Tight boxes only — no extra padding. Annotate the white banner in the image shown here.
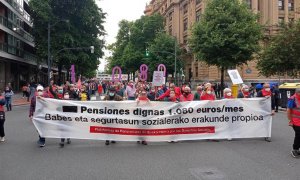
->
[152,71,164,86]
[33,98,272,141]
[228,69,243,84]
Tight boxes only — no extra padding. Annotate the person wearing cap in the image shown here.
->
[0,89,6,142]
[180,86,194,102]
[103,87,123,145]
[29,85,49,147]
[287,88,300,158]
[238,85,252,98]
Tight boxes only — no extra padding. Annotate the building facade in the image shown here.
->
[144,0,300,84]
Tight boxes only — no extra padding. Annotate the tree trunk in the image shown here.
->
[220,66,225,98]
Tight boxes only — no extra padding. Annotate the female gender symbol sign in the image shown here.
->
[139,64,148,81]
[157,64,166,77]
[111,66,122,82]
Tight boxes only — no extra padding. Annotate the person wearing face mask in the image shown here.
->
[194,85,203,101]
[238,85,252,98]
[29,85,49,147]
[103,87,123,145]
[257,83,275,142]
[257,83,275,114]
[287,88,300,158]
[56,86,64,99]
[59,92,71,148]
[223,88,234,99]
[200,87,216,100]
[180,87,194,102]
[0,90,6,142]
[166,90,178,102]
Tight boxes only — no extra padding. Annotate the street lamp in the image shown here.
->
[47,19,69,85]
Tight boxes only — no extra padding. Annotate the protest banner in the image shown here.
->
[152,71,164,86]
[33,97,272,141]
[228,69,243,84]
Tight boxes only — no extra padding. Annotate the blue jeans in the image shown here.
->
[5,97,11,110]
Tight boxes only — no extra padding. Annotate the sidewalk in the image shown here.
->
[12,92,31,106]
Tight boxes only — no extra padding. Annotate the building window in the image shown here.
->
[169,25,172,35]
[196,0,202,5]
[289,18,294,22]
[183,4,188,14]
[245,0,252,9]
[278,0,284,10]
[258,0,261,11]
[195,67,198,77]
[169,11,173,21]
[196,10,201,22]
[183,18,188,31]
[278,17,284,24]
[288,0,294,11]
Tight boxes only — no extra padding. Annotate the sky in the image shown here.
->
[96,0,150,72]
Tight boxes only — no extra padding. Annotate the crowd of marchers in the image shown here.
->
[0,79,299,158]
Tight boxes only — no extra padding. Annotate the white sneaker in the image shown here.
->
[0,137,5,142]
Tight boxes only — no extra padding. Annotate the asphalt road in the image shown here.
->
[0,105,299,180]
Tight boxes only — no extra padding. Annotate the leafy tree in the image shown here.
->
[146,31,182,76]
[257,21,300,77]
[30,0,105,84]
[189,0,262,95]
[108,14,182,81]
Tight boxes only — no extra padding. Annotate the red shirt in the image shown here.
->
[200,93,216,100]
[158,87,181,100]
[180,93,194,102]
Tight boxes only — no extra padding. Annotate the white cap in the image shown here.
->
[36,85,44,91]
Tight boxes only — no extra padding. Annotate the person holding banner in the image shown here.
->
[0,90,6,142]
[200,84,216,101]
[180,87,194,102]
[29,85,49,147]
[257,83,275,114]
[147,87,156,101]
[103,87,123,145]
[79,86,90,101]
[58,91,72,148]
[193,86,203,101]
[287,88,300,158]
[157,83,181,101]
[238,85,251,98]
[223,88,234,99]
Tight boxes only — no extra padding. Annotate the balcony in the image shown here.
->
[4,0,32,25]
[0,42,37,63]
[0,15,34,43]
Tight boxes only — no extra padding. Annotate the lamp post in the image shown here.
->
[47,19,69,85]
